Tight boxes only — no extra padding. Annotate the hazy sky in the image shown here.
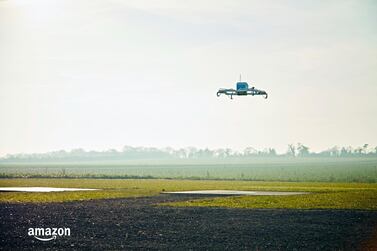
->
[1,0,376,156]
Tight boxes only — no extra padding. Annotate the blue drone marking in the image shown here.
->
[217,76,268,99]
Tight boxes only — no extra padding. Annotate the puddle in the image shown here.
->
[0,187,99,192]
[162,190,309,196]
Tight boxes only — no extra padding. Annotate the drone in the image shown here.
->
[217,76,268,99]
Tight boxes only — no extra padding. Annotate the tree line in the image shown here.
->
[2,143,377,161]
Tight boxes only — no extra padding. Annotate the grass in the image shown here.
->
[165,190,377,210]
[0,178,376,210]
[1,157,377,182]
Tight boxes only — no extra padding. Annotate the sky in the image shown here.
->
[0,0,376,156]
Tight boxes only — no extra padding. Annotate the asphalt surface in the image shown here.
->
[1,194,376,250]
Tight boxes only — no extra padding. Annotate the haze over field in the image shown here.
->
[1,0,376,157]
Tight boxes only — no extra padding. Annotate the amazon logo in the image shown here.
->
[28,227,70,242]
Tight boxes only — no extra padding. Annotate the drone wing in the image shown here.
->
[217,88,237,97]
[247,87,268,99]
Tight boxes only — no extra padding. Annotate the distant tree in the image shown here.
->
[224,148,232,157]
[163,147,175,155]
[186,147,198,158]
[268,148,277,156]
[106,149,118,155]
[203,148,214,158]
[362,144,369,154]
[321,146,340,157]
[330,146,340,157]
[354,147,363,155]
[213,149,225,158]
[297,143,309,157]
[340,147,351,157]
[70,148,85,154]
[287,144,296,157]
[243,147,257,157]
[175,148,188,158]
[122,145,134,153]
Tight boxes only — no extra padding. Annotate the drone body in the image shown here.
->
[217,78,268,99]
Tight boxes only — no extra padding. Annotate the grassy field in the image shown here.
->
[165,189,377,210]
[0,178,376,210]
[1,157,377,182]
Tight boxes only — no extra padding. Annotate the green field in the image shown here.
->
[1,157,377,182]
[1,158,376,209]
[0,178,376,210]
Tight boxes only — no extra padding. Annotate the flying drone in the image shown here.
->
[217,76,268,99]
